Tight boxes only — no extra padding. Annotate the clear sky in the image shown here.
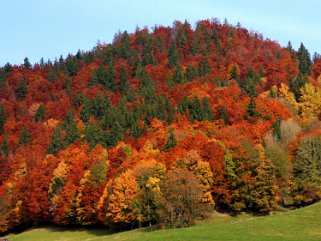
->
[1,0,321,66]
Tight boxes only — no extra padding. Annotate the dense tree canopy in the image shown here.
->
[0,18,321,234]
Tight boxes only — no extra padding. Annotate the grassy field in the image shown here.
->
[3,202,321,241]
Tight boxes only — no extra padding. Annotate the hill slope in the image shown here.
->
[1,18,321,234]
[5,202,321,241]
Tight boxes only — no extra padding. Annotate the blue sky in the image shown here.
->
[1,0,321,66]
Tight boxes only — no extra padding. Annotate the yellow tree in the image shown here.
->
[299,83,321,119]
[133,159,166,227]
[278,83,299,112]
[106,170,142,227]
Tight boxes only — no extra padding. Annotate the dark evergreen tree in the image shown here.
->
[173,65,185,84]
[185,65,197,81]
[168,40,179,68]
[298,43,312,75]
[230,65,239,81]
[85,122,104,148]
[15,80,28,100]
[65,55,78,76]
[190,26,200,55]
[290,74,308,101]
[0,133,9,156]
[119,66,129,94]
[211,27,223,55]
[80,98,92,122]
[142,37,156,65]
[34,105,45,122]
[18,125,31,146]
[64,110,79,146]
[202,97,214,121]
[23,57,32,68]
[198,58,210,76]
[0,104,6,134]
[247,96,258,118]
[105,121,123,147]
[105,64,117,91]
[48,70,56,83]
[47,126,64,155]
[163,128,177,151]
[272,118,282,141]
[166,74,174,89]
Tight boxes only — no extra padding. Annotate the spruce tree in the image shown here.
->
[173,65,185,84]
[185,65,197,81]
[168,40,179,68]
[23,57,32,68]
[47,126,64,155]
[18,125,31,146]
[247,96,257,118]
[272,118,282,141]
[163,128,177,151]
[0,104,6,134]
[64,110,79,146]
[119,66,129,94]
[298,43,312,75]
[34,105,45,122]
[15,80,28,100]
[0,133,9,156]
[230,65,239,81]
[142,37,155,65]
[106,64,117,91]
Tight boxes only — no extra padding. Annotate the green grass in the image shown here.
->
[4,202,321,241]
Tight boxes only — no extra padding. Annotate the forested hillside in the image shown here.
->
[1,18,321,234]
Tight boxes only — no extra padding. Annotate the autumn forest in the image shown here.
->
[1,18,321,234]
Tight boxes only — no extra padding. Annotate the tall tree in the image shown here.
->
[168,40,179,68]
[18,125,31,146]
[23,57,32,68]
[64,110,79,146]
[34,105,45,122]
[47,126,64,155]
[15,80,28,100]
[298,43,312,75]
[119,66,129,94]
[163,128,177,151]
[0,104,6,134]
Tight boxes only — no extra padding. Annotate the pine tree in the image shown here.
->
[34,105,45,122]
[142,37,156,65]
[247,97,257,118]
[85,122,104,148]
[202,97,214,121]
[106,64,117,91]
[23,57,32,68]
[119,66,129,94]
[0,104,6,134]
[272,118,282,141]
[190,26,200,55]
[47,126,64,155]
[230,65,239,81]
[0,133,9,156]
[298,43,312,75]
[64,110,79,146]
[18,125,31,146]
[173,65,185,84]
[212,27,223,55]
[168,40,179,68]
[15,80,28,100]
[185,65,197,81]
[163,128,177,151]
